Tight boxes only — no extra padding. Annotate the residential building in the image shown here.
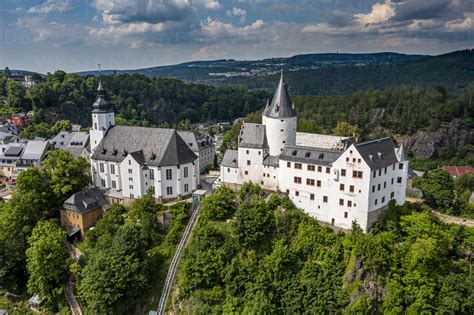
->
[51,131,90,158]
[60,188,107,239]
[90,81,199,205]
[443,166,474,178]
[10,114,29,127]
[220,72,408,232]
[178,131,216,173]
[0,140,50,181]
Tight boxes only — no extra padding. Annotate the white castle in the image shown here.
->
[220,72,408,231]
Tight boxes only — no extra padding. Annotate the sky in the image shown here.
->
[0,0,473,73]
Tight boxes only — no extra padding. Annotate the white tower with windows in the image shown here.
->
[90,80,115,154]
[262,70,297,156]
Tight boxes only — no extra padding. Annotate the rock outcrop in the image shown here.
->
[399,119,473,160]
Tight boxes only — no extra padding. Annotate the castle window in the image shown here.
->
[372,185,375,193]
[397,177,402,184]
[340,184,344,191]
[348,201,352,207]
[99,163,104,173]
[307,178,315,186]
[317,180,321,187]
[358,158,361,163]
[391,178,394,185]
[110,164,115,175]
[150,169,155,180]
[129,160,131,165]
[317,166,322,172]
[166,186,173,195]
[393,164,396,170]
[307,165,315,171]
[382,196,386,203]
[305,152,311,158]
[353,171,363,178]
[292,150,297,156]
[323,196,328,203]
[184,166,189,178]
[295,191,299,196]
[341,169,346,176]
[373,171,376,178]
[130,193,134,199]
[246,150,249,155]
[310,193,314,200]
[390,192,395,199]
[378,184,381,191]
[101,179,105,187]
[184,184,189,193]
[326,167,330,173]
[384,181,387,188]
[399,163,404,170]
[350,185,354,192]
[346,157,349,162]
[384,167,387,174]
[294,177,302,184]
[258,151,261,155]
[344,212,348,218]
[112,180,116,189]
[339,199,344,206]
[166,169,172,180]
[128,169,132,174]
[247,160,251,165]
[379,169,382,176]
[287,162,291,168]
[294,163,302,169]
[245,171,248,175]
[129,185,133,189]
[375,199,378,205]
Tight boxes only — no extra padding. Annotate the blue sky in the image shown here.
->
[1,0,473,73]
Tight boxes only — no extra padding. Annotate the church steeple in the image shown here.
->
[90,69,115,154]
[92,80,112,113]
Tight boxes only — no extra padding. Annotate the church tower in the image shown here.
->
[90,80,115,154]
[262,70,297,156]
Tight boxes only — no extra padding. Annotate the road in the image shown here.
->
[156,202,201,315]
[65,241,83,315]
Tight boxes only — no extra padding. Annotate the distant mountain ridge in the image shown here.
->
[76,50,474,95]
[78,52,427,82]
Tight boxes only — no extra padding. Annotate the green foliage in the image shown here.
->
[41,150,91,204]
[51,119,71,134]
[238,181,264,202]
[178,189,474,314]
[234,198,275,248]
[26,220,68,308]
[200,186,235,220]
[331,121,361,138]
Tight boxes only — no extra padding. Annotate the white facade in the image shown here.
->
[220,74,409,232]
[90,111,115,153]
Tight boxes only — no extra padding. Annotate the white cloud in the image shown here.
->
[226,7,247,23]
[354,2,395,26]
[445,13,474,31]
[201,17,263,39]
[27,0,71,14]
[204,1,222,10]
[90,22,164,38]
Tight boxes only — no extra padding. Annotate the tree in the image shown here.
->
[26,221,68,309]
[234,198,274,248]
[6,80,28,109]
[331,121,361,138]
[41,150,90,204]
[201,186,235,220]
[415,169,455,213]
[78,224,149,314]
[51,119,72,134]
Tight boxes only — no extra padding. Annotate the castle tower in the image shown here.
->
[262,70,297,155]
[90,80,115,154]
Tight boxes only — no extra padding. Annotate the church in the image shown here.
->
[220,72,409,231]
[89,81,199,205]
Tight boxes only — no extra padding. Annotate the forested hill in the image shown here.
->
[78,49,473,95]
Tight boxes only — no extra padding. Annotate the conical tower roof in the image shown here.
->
[92,80,112,113]
[263,70,296,118]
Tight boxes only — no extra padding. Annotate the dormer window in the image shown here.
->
[292,150,297,156]
[305,152,311,158]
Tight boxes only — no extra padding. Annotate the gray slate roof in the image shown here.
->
[92,81,113,113]
[239,123,268,149]
[52,131,89,157]
[63,188,107,214]
[263,155,279,167]
[263,71,296,118]
[92,125,197,166]
[355,137,399,170]
[280,145,343,166]
[21,140,49,160]
[177,131,214,152]
[221,150,238,168]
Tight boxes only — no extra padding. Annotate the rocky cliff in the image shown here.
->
[400,119,473,160]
